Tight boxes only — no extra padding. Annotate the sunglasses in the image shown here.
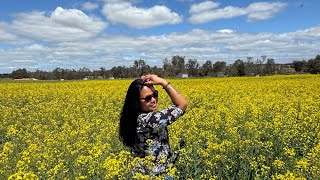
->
[140,90,158,102]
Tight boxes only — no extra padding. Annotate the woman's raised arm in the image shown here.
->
[141,74,188,111]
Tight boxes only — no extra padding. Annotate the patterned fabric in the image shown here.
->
[131,105,184,174]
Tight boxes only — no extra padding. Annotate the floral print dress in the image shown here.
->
[131,105,184,174]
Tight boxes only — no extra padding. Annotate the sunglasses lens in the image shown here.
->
[143,91,158,102]
[145,95,152,102]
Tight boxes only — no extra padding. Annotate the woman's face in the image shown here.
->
[139,86,158,112]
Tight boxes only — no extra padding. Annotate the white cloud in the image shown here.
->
[82,2,99,11]
[5,7,107,42]
[216,29,235,34]
[0,23,319,73]
[51,7,106,32]
[24,44,49,51]
[189,1,219,14]
[102,1,182,28]
[246,2,287,21]
[189,1,287,24]
[285,25,320,41]
[0,22,31,44]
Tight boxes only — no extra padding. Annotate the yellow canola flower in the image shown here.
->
[273,159,285,169]
[0,75,319,179]
[8,171,38,180]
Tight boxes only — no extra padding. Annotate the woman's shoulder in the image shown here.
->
[137,105,184,128]
[138,105,184,118]
[139,105,174,115]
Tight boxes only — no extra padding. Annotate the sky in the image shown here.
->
[0,0,319,73]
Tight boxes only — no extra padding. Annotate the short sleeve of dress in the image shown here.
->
[138,105,184,131]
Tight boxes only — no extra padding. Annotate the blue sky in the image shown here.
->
[0,0,319,73]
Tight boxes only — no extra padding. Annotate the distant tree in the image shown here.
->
[133,60,139,76]
[163,58,171,70]
[133,59,150,76]
[141,62,151,76]
[78,67,91,79]
[10,68,29,79]
[225,64,236,76]
[307,55,320,74]
[163,58,175,77]
[8,54,319,79]
[212,61,226,74]
[0,73,10,78]
[233,59,246,76]
[65,69,78,80]
[100,67,107,79]
[244,57,255,75]
[292,60,308,72]
[32,69,51,80]
[202,60,212,76]
[171,55,185,75]
[52,68,63,80]
[151,66,165,77]
[265,58,276,75]
[186,58,199,77]
[111,66,128,78]
[255,55,267,75]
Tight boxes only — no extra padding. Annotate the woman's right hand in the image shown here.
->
[141,74,168,86]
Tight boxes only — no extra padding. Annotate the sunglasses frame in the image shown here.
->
[140,90,158,102]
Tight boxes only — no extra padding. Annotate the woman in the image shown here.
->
[119,74,188,175]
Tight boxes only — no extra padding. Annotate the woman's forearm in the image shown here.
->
[161,80,188,111]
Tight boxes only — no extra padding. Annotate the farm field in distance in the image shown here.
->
[1,75,320,179]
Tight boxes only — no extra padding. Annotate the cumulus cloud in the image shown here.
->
[82,2,99,11]
[0,23,31,44]
[246,2,287,21]
[285,25,320,41]
[189,1,219,14]
[5,7,107,42]
[216,29,235,34]
[102,1,182,28]
[189,1,287,24]
[1,23,319,73]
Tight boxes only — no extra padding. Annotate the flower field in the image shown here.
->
[1,75,320,179]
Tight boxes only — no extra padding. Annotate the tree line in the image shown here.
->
[2,55,320,80]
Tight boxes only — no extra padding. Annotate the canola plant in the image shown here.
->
[0,75,319,179]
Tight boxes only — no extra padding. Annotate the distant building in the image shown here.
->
[83,76,94,80]
[176,73,188,78]
[216,72,225,77]
[275,63,296,74]
[14,78,38,81]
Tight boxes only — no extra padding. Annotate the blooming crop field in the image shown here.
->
[1,75,320,179]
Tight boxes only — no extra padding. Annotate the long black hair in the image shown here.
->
[119,79,156,148]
